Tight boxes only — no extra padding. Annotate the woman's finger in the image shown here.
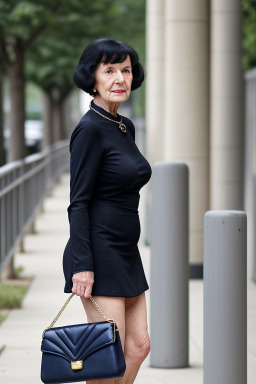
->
[76,284,81,296]
[79,285,85,297]
[84,284,92,299]
[72,283,77,294]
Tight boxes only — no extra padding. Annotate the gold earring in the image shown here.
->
[92,88,96,93]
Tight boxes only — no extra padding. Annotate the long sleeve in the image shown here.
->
[67,120,105,274]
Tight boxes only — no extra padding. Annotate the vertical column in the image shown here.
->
[204,210,247,384]
[150,162,189,368]
[244,70,256,280]
[210,0,244,209]
[146,0,165,165]
[144,0,165,245]
[163,1,210,273]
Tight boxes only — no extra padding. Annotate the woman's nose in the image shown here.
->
[115,71,124,83]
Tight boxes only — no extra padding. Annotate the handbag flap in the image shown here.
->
[41,321,115,363]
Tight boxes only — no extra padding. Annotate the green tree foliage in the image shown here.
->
[0,1,68,72]
[0,0,146,159]
[242,0,256,71]
[26,0,146,101]
[0,0,64,160]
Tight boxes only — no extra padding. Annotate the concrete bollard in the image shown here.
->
[204,211,247,384]
[150,162,189,368]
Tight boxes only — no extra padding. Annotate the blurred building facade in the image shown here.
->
[145,1,252,278]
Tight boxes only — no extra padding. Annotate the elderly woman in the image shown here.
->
[63,37,152,384]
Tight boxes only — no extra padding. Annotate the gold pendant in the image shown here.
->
[119,122,127,133]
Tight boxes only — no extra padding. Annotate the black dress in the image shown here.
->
[63,100,152,297]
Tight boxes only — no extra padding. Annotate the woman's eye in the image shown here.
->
[123,69,130,74]
[105,69,112,74]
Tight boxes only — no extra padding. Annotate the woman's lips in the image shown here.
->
[112,90,126,94]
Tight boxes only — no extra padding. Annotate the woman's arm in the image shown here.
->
[68,120,105,297]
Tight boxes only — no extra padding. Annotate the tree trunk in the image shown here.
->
[52,98,62,143]
[6,47,27,162]
[61,93,72,140]
[42,91,53,147]
[43,90,73,145]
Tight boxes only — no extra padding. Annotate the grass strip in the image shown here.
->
[0,284,28,309]
[15,266,24,277]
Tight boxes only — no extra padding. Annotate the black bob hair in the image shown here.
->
[73,37,145,96]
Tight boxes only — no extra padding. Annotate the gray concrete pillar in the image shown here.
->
[210,0,244,209]
[204,210,247,384]
[146,0,165,165]
[145,0,165,246]
[150,162,189,368]
[244,69,256,280]
[163,0,210,273]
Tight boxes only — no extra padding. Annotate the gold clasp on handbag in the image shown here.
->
[71,360,83,370]
[107,319,118,342]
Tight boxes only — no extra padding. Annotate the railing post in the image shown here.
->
[150,162,189,368]
[204,210,247,384]
[0,140,69,275]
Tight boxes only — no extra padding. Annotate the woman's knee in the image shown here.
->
[125,329,151,365]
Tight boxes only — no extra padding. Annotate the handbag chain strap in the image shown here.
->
[42,293,117,341]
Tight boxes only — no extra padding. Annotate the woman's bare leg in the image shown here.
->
[115,292,150,384]
[80,292,150,384]
[80,295,126,384]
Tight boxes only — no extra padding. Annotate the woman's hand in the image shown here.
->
[72,271,94,298]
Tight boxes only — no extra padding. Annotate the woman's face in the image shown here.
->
[93,55,133,106]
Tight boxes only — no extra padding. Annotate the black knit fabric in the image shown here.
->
[63,100,152,297]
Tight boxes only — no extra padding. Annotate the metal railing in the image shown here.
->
[0,140,69,274]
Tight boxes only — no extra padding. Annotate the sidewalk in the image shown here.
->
[0,173,255,384]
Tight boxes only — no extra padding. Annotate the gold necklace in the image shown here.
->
[89,101,127,133]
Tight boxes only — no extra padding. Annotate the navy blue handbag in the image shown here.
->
[41,293,126,383]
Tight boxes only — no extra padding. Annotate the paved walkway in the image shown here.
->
[0,173,255,383]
